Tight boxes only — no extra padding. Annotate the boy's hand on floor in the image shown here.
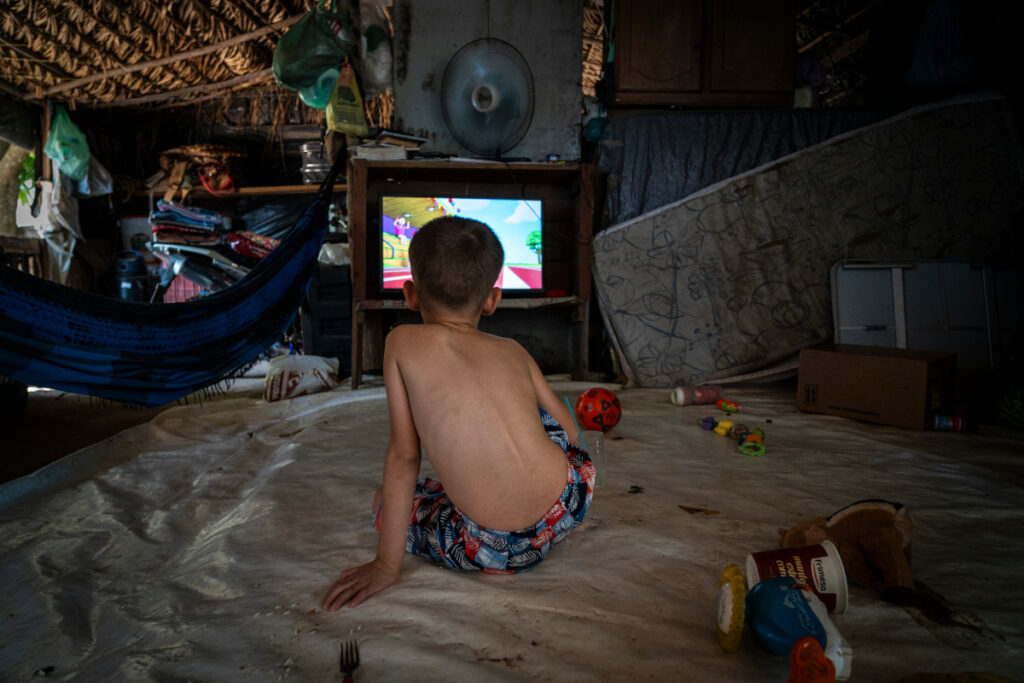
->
[321,560,400,610]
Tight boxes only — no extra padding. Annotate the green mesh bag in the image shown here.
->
[273,0,353,92]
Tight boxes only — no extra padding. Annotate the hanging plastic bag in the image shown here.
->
[43,107,90,182]
[72,157,113,198]
[299,65,340,110]
[354,0,394,100]
[273,0,353,92]
[326,62,368,137]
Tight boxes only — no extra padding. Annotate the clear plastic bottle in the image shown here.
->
[670,384,722,406]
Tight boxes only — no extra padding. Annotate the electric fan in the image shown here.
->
[440,38,536,159]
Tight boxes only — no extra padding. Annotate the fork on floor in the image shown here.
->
[340,639,360,682]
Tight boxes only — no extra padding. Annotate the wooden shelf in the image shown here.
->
[137,183,346,198]
[358,296,583,311]
[357,159,580,183]
[362,159,578,171]
[348,158,596,389]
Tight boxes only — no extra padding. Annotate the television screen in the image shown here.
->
[381,195,544,291]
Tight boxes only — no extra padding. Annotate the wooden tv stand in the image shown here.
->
[347,158,595,389]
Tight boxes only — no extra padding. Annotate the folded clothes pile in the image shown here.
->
[150,200,226,246]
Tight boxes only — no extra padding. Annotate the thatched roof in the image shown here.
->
[0,0,310,108]
[582,0,603,98]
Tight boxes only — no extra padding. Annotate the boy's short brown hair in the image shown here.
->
[408,216,504,312]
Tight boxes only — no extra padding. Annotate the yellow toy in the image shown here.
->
[714,419,734,437]
[717,564,746,652]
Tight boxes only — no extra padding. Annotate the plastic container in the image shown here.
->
[746,540,848,614]
[300,141,332,184]
[115,250,150,302]
[670,384,721,406]
[747,577,853,680]
[118,215,150,251]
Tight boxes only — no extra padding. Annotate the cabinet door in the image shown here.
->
[710,0,794,92]
[615,0,703,99]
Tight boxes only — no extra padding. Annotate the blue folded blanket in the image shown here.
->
[150,200,224,231]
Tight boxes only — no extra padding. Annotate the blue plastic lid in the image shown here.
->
[745,577,827,656]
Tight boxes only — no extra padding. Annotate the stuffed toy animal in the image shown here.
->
[779,499,914,603]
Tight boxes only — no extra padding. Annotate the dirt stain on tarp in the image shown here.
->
[475,653,525,668]
[679,504,720,515]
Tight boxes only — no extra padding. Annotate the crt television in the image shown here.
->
[380,195,544,293]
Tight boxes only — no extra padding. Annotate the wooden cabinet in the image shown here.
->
[347,159,595,389]
[613,0,795,106]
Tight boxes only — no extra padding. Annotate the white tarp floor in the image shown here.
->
[1,379,1021,682]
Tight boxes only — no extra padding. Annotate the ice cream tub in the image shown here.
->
[745,540,848,614]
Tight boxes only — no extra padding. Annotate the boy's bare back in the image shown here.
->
[385,322,570,531]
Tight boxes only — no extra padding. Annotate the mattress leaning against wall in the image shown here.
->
[592,93,1024,388]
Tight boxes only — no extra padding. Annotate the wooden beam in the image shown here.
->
[40,104,51,182]
[148,86,289,111]
[84,69,275,108]
[218,0,283,53]
[0,78,27,101]
[137,0,206,52]
[32,15,302,100]
[50,0,197,95]
[197,1,276,66]
[138,182,343,198]
[798,5,871,54]
[0,33,75,81]
[828,30,870,65]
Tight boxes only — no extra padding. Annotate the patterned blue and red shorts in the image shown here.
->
[375,408,595,574]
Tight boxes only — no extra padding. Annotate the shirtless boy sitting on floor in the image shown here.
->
[322,216,595,610]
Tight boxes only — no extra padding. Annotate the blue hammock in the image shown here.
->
[0,155,343,407]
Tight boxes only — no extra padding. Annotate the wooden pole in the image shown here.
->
[31,14,302,100]
[40,102,51,182]
[83,69,275,108]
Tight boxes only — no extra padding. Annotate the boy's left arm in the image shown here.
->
[526,352,581,445]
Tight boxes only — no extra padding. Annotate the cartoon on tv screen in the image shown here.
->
[381,196,543,290]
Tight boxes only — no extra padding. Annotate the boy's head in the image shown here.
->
[408,216,504,314]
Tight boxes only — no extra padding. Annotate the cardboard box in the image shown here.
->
[796,344,956,429]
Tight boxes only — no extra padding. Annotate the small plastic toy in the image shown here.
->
[717,398,741,413]
[717,564,746,653]
[574,387,622,432]
[717,566,852,681]
[745,577,852,680]
[735,427,766,457]
[699,417,766,455]
[789,637,836,683]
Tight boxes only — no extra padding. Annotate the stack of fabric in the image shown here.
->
[149,200,225,246]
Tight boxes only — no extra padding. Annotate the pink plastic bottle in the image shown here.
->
[670,384,722,406]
